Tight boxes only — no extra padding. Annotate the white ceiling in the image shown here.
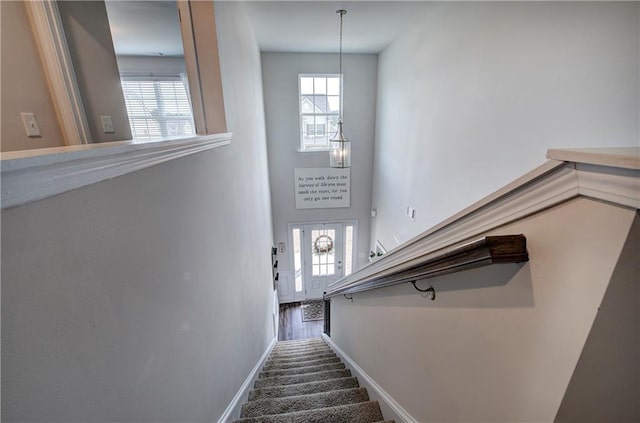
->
[103,1,434,57]
[244,1,434,53]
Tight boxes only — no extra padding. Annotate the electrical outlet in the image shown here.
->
[21,113,41,137]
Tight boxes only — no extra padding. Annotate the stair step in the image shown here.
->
[262,356,341,371]
[266,351,335,363]
[234,400,385,423]
[272,339,325,348]
[254,369,352,389]
[271,345,325,352]
[260,362,345,378]
[268,347,333,358]
[265,355,337,367]
[269,347,331,357]
[275,338,323,346]
[248,377,360,401]
[240,387,369,417]
[272,341,328,351]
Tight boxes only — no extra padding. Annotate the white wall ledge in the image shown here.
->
[547,147,640,170]
[1,133,232,209]
[327,147,640,296]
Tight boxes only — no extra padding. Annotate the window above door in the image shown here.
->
[298,74,342,152]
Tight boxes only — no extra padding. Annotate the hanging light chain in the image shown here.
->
[330,9,351,169]
[337,9,346,122]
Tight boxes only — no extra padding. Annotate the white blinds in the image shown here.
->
[120,74,195,140]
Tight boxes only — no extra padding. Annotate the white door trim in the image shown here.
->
[287,220,358,302]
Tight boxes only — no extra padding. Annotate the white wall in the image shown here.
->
[371,1,639,250]
[116,55,186,75]
[331,198,638,422]
[261,53,377,302]
[1,2,275,422]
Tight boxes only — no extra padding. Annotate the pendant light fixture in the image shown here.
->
[329,9,351,168]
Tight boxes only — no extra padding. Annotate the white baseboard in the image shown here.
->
[218,337,277,423]
[322,334,417,423]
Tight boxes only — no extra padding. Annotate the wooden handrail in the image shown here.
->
[324,235,528,298]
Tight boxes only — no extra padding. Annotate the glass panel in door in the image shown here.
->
[303,223,343,299]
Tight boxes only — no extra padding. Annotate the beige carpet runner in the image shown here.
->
[234,338,394,422]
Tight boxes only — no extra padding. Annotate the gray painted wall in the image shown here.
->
[555,213,640,422]
[116,56,187,75]
[371,1,639,251]
[1,1,65,152]
[1,2,275,422]
[261,53,377,302]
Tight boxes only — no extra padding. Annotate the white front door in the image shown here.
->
[302,223,344,299]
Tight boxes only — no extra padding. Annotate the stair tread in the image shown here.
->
[273,341,327,349]
[248,377,360,401]
[260,362,345,378]
[275,338,323,345]
[271,345,326,352]
[240,387,369,418]
[234,400,384,423]
[254,369,352,388]
[266,352,336,363]
[272,340,326,348]
[262,356,341,371]
[269,348,333,358]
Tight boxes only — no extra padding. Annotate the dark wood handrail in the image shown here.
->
[324,235,528,298]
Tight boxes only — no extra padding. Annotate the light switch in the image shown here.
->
[21,113,41,137]
[101,115,115,133]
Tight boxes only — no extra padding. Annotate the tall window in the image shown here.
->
[344,224,354,276]
[292,228,303,292]
[299,74,341,151]
[120,74,195,141]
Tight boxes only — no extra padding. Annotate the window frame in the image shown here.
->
[298,73,343,153]
[120,73,196,141]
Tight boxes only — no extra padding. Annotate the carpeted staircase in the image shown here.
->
[234,338,394,423]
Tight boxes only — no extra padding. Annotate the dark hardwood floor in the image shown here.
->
[278,302,324,341]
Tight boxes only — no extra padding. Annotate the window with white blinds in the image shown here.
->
[120,74,195,141]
